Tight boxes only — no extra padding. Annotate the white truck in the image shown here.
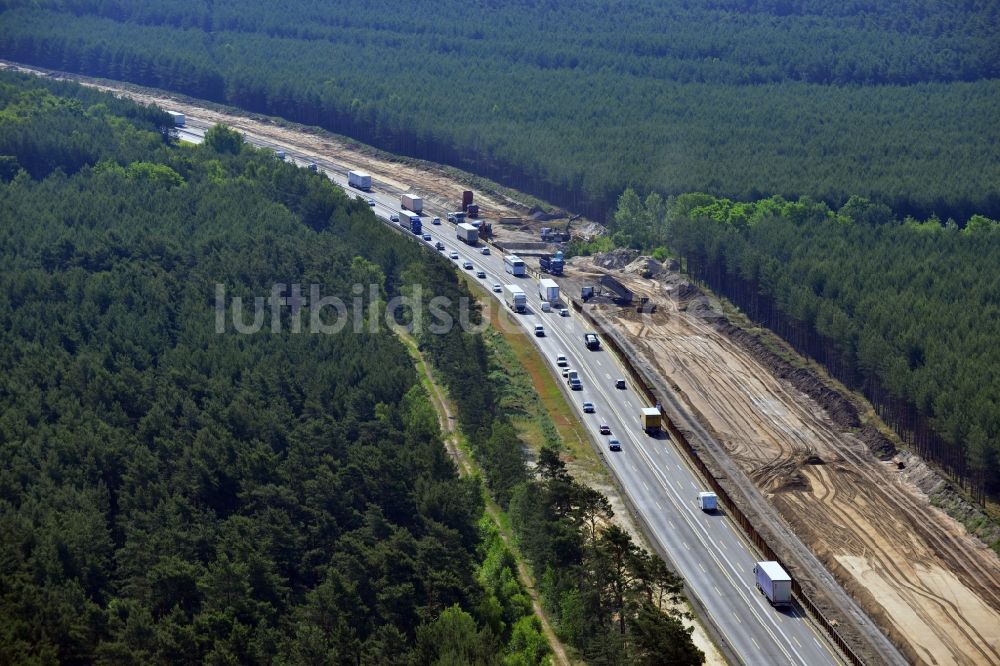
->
[456,222,479,245]
[504,254,526,277]
[401,193,423,214]
[348,170,372,191]
[754,561,792,607]
[538,278,560,303]
[697,492,717,511]
[503,284,527,313]
[166,110,185,127]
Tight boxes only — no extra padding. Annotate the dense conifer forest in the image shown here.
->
[0,72,702,664]
[0,0,996,221]
[597,190,1000,506]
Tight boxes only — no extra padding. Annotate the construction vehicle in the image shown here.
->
[599,274,633,304]
[539,251,565,276]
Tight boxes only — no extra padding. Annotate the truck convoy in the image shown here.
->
[539,279,560,304]
[400,212,422,235]
[401,194,423,214]
[348,170,372,191]
[539,251,565,276]
[504,255,526,277]
[456,223,479,245]
[641,407,662,434]
[503,284,527,313]
[754,561,792,607]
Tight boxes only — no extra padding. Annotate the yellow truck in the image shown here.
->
[641,406,662,434]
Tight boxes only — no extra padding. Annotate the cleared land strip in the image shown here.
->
[582,261,1000,666]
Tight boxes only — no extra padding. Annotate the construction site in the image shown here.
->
[556,252,1000,666]
[21,62,1000,666]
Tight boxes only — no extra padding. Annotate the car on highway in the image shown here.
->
[432,217,441,225]
[599,423,611,435]
[307,163,318,171]
[480,247,491,255]
[422,233,432,241]
[463,260,473,270]
[608,437,622,451]
[569,378,582,390]
[367,198,376,206]
[562,367,571,378]
[435,241,445,251]
[560,308,569,316]
[492,283,502,293]
[615,378,626,389]
[556,354,567,367]
[476,270,486,279]
[582,402,595,413]
[541,301,551,312]
[390,214,399,222]
[449,251,459,260]
[534,325,545,337]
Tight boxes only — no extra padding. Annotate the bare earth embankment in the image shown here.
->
[572,256,1000,666]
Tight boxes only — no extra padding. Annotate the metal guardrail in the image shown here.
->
[573,300,866,666]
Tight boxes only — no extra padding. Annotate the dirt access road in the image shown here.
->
[573,257,1000,666]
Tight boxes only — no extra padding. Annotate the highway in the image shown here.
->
[179,121,844,665]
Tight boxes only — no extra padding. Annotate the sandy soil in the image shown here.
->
[576,258,1000,666]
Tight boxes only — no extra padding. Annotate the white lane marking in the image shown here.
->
[668,520,676,529]
[699,562,706,573]
[655,501,662,510]
[683,541,690,550]
[643,481,650,491]
[714,586,722,596]
[691,481,697,489]
[751,637,760,650]
[732,611,742,625]
[793,636,801,648]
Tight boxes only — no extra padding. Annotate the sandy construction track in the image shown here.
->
[0,61,526,223]
[585,262,1000,666]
